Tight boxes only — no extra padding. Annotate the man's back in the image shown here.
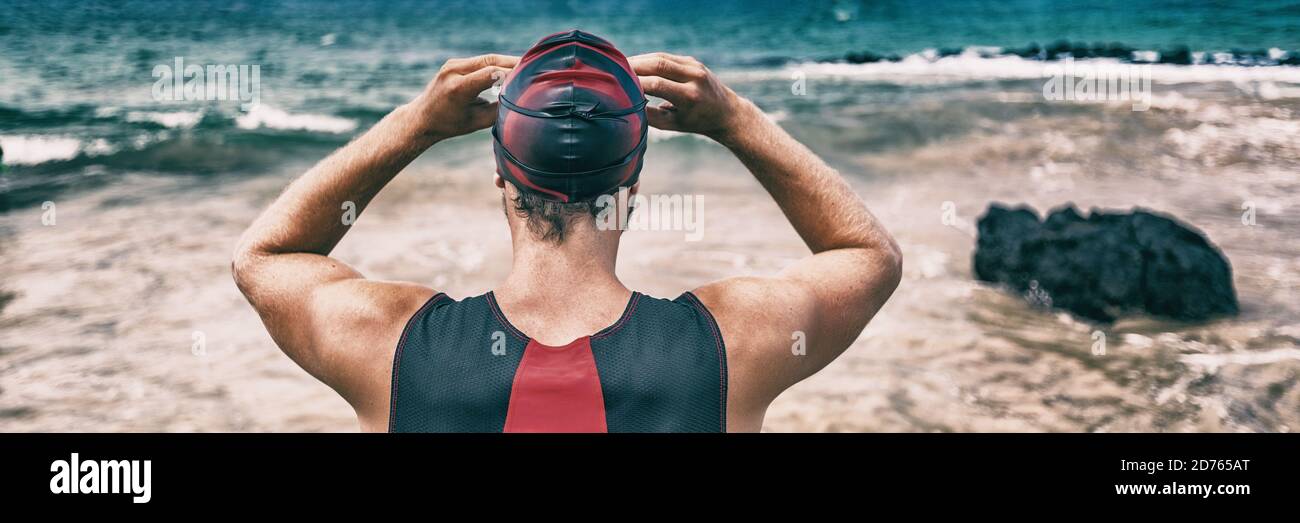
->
[389,291,725,432]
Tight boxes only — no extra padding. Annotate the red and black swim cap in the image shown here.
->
[492,30,648,203]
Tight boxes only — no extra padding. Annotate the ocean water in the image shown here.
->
[1,1,1298,432]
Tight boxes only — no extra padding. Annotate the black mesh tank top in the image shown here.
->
[388,291,727,432]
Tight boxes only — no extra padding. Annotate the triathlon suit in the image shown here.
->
[388,292,728,432]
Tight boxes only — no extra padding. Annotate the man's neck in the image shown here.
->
[493,225,630,344]
[498,224,627,301]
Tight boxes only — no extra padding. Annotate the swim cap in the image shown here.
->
[492,30,648,202]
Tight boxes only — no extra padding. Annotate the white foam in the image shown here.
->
[1132,50,1158,63]
[731,52,1300,86]
[648,127,686,142]
[0,135,83,165]
[235,104,357,133]
[1163,117,1300,164]
[85,138,116,156]
[125,110,204,129]
[1181,348,1300,372]
[94,106,122,118]
[647,127,716,144]
[646,108,784,143]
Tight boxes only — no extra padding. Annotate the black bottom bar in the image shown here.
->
[4,434,1293,511]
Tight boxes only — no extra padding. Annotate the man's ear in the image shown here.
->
[493,173,505,189]
[628,181,640,197]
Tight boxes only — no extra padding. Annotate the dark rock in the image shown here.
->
[1045,40,1073,59]
[1158,45,1193,65]
[845,50,894,63]
[973,203,1238,323]
[1230,48,1266,65]
[1094,42,1135,59]
[744,56,796,68]
[1009,42,1043,59]
[1069,42,1095,59]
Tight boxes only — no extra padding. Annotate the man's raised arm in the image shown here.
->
[231,55,516,427]
[631,53,902,425]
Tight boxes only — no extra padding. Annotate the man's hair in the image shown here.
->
[506,184,625,244]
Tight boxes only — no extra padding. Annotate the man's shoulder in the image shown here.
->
[314,280,440,328]
[689,277,818,338]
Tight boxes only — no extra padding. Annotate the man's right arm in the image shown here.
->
[631,53,903,422]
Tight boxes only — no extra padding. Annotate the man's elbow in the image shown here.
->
[879,237,903,295]
[230,243,263,296]
[854,230,902,298]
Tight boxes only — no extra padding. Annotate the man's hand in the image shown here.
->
[629,53,758,141]
[409,54,519,141]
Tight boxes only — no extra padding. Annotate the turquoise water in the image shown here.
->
[4,0,1300,207]
[7,0,1300,62]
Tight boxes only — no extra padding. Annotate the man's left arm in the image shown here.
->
[231,55,516,427]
